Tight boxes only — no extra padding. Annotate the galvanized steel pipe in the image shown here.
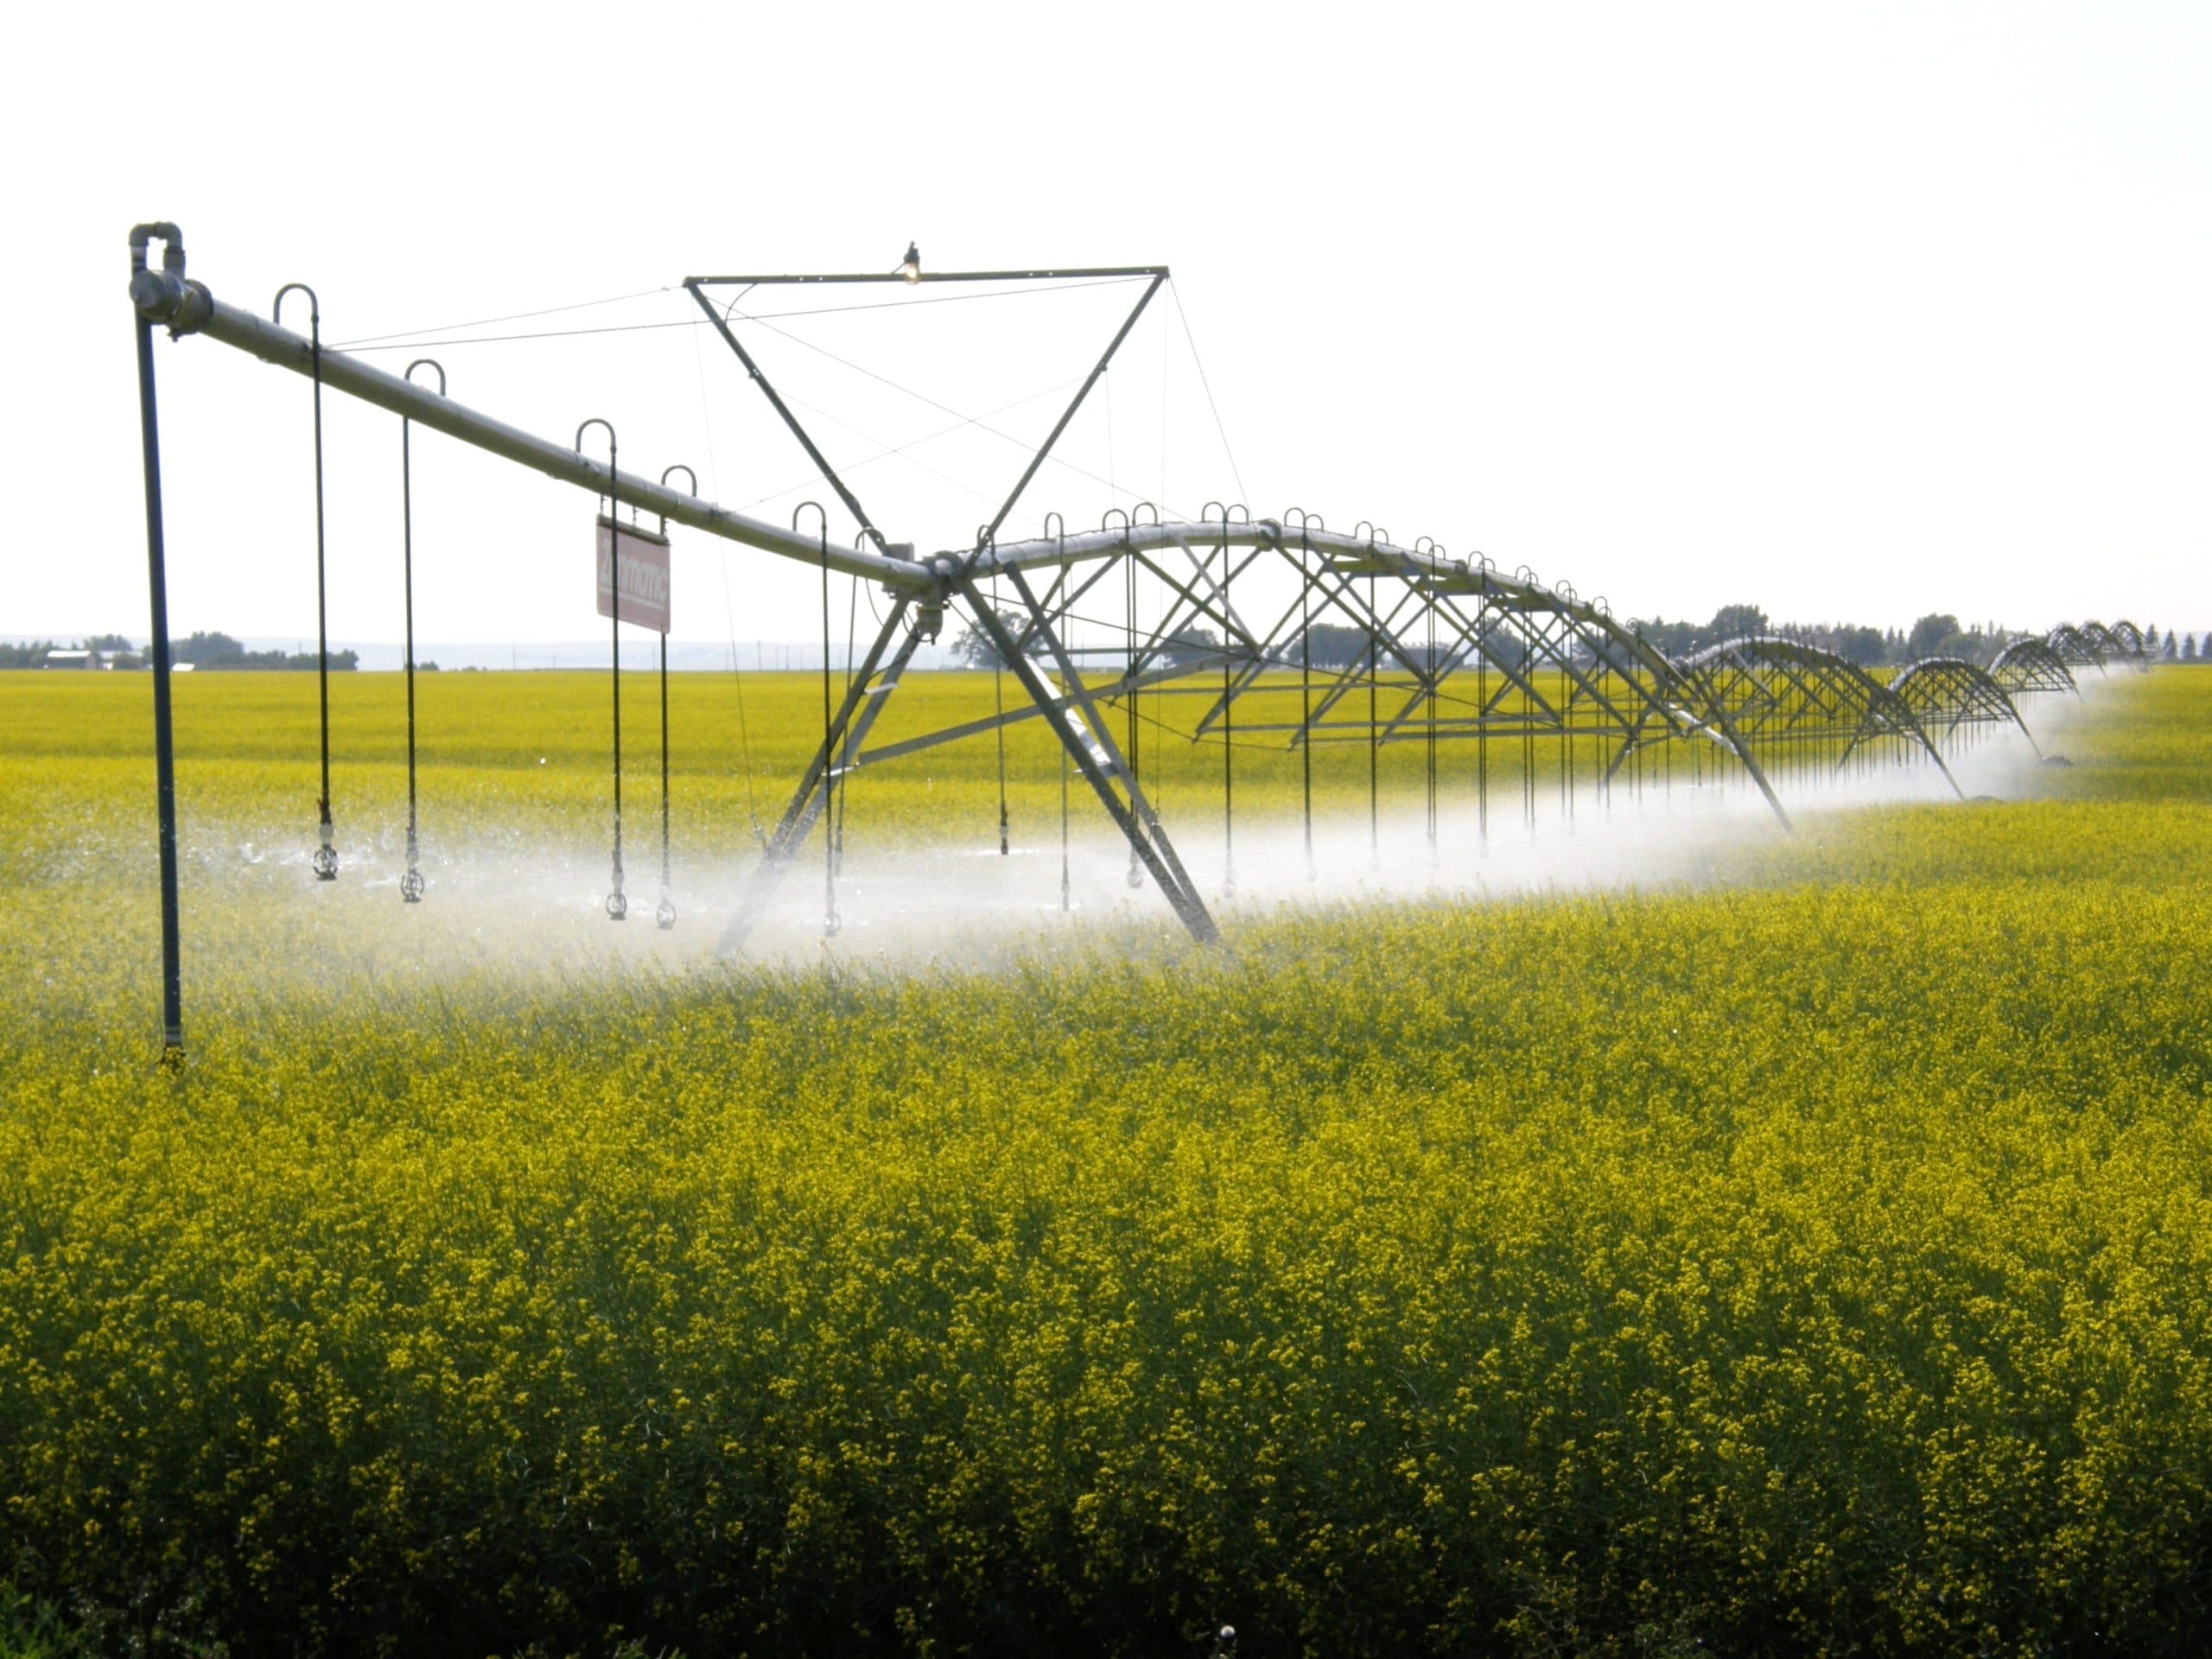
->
[137,277,931,591]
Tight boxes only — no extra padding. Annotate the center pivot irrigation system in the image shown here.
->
[128,222,2148,1055]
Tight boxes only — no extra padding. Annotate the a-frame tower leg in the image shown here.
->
[960,573,1220,945]
[716,595,920,952]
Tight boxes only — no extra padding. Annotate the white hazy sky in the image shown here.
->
[9,1,2209,646]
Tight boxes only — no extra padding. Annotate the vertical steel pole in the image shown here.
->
[611,457,623,912]
[1299,527,1313,880]
[1368,570,1379,868]
[1477,599,1491,852]
[576,419,625,918]
[311,324,333,874]
[659,628,673,918]
[399,359,444,906]
[402,413,419,887]
[1220,525,1235,899]
[1426,588,1438,860]
[820,523,839,934]
[132,252,184,1058]
[1124,543,1143,889]
[656,463,695,931]
[275,283,335,880]
[993,566,1009,855]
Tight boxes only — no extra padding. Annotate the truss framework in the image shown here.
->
[2048,620,2153,675]
[1891,658,2041,753]
[1992,639,2080,697]
[127,226,2126,972]
[715,530,2114,945]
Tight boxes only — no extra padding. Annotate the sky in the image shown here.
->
[9,1,2210,651]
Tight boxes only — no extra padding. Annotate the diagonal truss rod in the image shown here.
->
[984,275,1165,544]
[686,281,890,555]
[960,575,1219,943]
[716,595,922,952]
[1001,563,1210,908]
[684,264,1170,559]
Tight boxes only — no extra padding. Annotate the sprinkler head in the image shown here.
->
[312,844,339,881]
[400,868,425,904]
[656,895,677,930]
[606,889,629,921]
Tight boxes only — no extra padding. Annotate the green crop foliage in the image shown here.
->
[0,667,2207,1656]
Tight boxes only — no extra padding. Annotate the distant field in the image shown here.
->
[1,669,2208,1656]
[0,664,1787,859]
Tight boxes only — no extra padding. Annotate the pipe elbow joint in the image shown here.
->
[129,220,185,264]
[130,222,206,334]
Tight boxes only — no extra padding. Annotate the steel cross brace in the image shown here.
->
[687,269,1166,560]
[1256,532,1478,747]
[1122,549,1258,682]
[715,594,922,952]
[1519,619,1788,817]
[1440,604,1601,738]
[1000,562,1217,927]
[1438,607,1789,822]
[855,651,1227,770]
[1679,668,1795,826]
[959,571,1219,944]
[1137,534,1268,682]
[1281,560,1440,739]
[1184,527,1412,741]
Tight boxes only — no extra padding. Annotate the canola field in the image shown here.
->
[2,667,2209,1656]
[0,662,1789,861]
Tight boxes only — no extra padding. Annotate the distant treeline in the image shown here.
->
[0,632,361,671]
[0,633,142,669]
[953,603,2210,672]
[168,632,360,671]
[1631,607,1989,668]
[11,613,2207,675]
[1630,609,2208,668]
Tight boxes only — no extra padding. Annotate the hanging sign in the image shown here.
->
[595,515,671,635]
